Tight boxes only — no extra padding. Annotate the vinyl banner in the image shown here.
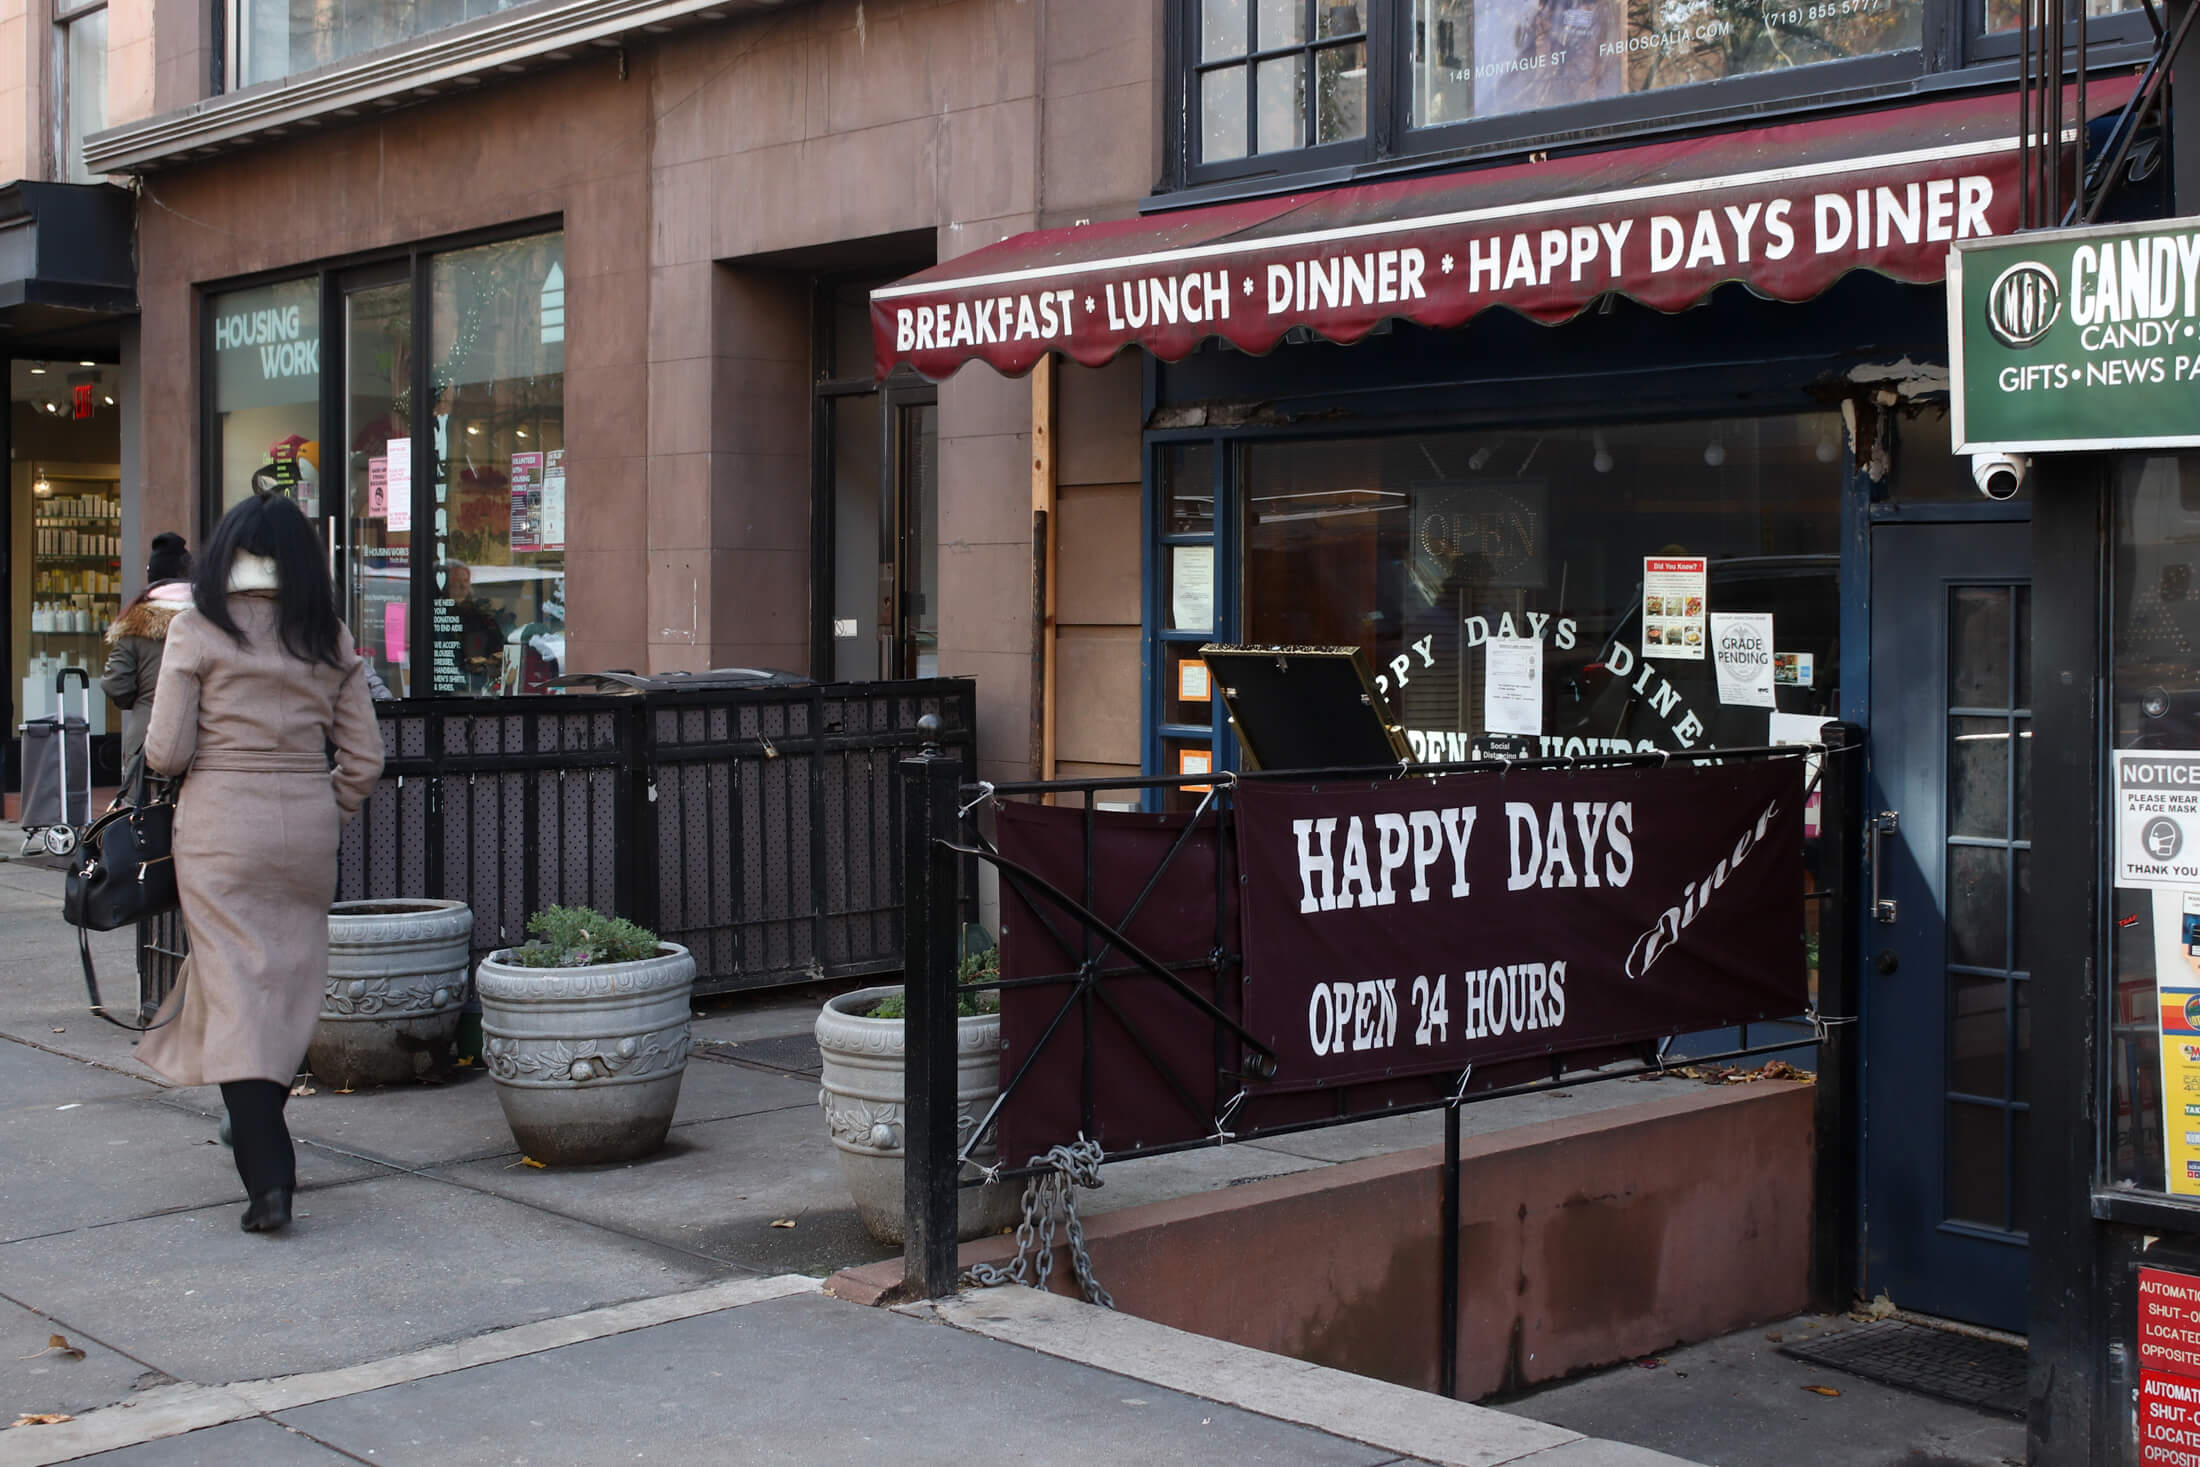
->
[1233,760,1807,1090]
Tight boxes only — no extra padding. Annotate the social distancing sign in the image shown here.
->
[2118,752,2200,889]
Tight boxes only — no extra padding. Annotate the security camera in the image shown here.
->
[1971,453,2029,501]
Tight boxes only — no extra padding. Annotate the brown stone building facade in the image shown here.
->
[88,0,1155,788]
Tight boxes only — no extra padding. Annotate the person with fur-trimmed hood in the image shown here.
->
[103,533,193,801]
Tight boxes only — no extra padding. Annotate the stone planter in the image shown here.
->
[310,900,474,1089]
[814,984,1019,1244]
[475,943,696,1165]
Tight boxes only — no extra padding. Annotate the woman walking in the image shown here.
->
[138,494,384,1233]
[101,533,193,803]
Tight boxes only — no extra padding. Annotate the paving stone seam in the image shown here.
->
[0,1275,823,1467]
[0,1032,159,1089]
[262,1422,377,1466]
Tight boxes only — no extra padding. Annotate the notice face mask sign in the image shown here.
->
[2118,752,2200,889]
[1233,759,1807,1090]
[1711,612,1775,708]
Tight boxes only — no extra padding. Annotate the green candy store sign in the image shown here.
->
[1951,217,2200,452]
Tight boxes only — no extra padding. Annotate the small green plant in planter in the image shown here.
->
[508,906,661,968]
[869,947,1002,1020]
[474,904,696,1165]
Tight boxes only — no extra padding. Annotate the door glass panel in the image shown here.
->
[2014,585,2033,708]
[1940,576,2030,1234]
[1947,844,2008,970]
[1946,1100,2005,1226]
[345,281,412,698]
[1951,974,2008,1098]
[830,395,882,682]
[1948,716,2010,838]
[1949,587,2012,707]
[902,403,940,678]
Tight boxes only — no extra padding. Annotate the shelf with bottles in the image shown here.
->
[32,489,118,524]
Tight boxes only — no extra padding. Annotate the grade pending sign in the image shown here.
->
[1951,216,2200,453]
[1233,760,1807,1090]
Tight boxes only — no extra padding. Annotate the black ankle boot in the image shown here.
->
[240,1188,293,1233]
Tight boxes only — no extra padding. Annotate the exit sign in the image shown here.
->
[1950,216,2200,453]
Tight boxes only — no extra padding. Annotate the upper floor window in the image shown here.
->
[231,0,529,89]
[1177,0,2146,185]
[56,0,107,183]
[1198,1,1371,164]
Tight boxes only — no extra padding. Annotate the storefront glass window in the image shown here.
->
[344,279,412,697]
[210,277,322,514]
[426,232,565,696]
[2107,453,2200,1195]
[232,0,529,88]
[1239,415,1843,759]
[1407,0,1920,129]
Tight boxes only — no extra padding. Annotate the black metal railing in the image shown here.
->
[896,724,1863,1396]
[138,678,977,1017]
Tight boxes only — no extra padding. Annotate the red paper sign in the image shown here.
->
[71,384,94,420]
[2142,1268,2200,1379]
[2142,1371,2200,1463]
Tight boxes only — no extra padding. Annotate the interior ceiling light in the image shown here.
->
[28,363,45,375]
[102,394,114,406]
[466,424,481,435]
[1592,430,1613,474]
[1704,438,1727,467]
[77,360,94,368]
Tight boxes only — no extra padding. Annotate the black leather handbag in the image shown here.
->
[63,787,179,1030]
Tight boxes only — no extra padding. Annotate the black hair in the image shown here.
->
[193,492,346,668]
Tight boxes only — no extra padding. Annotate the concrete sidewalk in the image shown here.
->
[0,857,1694,1466]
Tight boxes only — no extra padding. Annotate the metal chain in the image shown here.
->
[963,1138,1113,1308]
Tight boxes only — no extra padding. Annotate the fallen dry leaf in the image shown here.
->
[1765,1332,1784,1343]
[1632,1356,1664,1369]
[1804,1385,1841,1397]
[769,1219,797,1229]
[288,1084,316,1097]
[517,1157,547,1169]
[453,1056,475,1068]
[49,1027,63,1034]
[10,1413,72,1426]
[17,1335,84,1362]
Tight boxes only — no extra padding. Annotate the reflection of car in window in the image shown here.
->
[1551,554,1839,752]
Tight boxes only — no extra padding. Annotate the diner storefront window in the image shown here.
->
[2107,453,2200,1195]
[1211,415,1844,765]
[202,229,564,700]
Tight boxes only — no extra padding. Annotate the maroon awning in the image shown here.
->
[874,85,2124,381]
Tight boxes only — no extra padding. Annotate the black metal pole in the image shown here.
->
[901,714,963,1299]
[1440,1097,1462,1398]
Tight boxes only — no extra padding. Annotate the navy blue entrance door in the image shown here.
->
[1865,521,2032,1333]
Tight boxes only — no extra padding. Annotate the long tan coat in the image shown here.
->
[136,595,384,1087]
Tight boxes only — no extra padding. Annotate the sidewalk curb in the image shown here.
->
[0,1274,820,1467]
[917,1286,1704,1467]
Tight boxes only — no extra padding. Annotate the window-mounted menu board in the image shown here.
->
[1200,644,1409,772]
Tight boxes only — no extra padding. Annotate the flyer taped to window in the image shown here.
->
[1643,557,1706,660]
